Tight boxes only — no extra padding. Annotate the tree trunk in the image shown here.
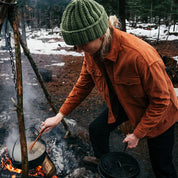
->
[150,0,153,23]
[19,8,27,44]
[173,18,175,31]
[166,0,173,41]
[157,18,161,43]
[119,0,126,32]
[8,3,28,177]
[0,0,11,31]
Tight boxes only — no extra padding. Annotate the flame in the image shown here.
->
[1,148,57,177]
[1,156,45,176]
[1,149,22,174]
[28,165,45,176]
[5,159,22,174]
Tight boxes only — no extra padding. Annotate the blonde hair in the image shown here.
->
[100,15,120,57]
[100,27,112,57]
[108,15,119,28]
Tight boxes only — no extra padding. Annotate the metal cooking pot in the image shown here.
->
[98,152,140,178]
[11,137,46,169]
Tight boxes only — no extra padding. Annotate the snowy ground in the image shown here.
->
[127,23,178,41]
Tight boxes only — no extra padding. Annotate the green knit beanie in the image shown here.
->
[60,0,108,45]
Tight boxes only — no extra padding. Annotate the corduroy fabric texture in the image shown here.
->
[60,0,108,45]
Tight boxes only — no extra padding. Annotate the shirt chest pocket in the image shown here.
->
[87,66,106,94]
[114,76,146,98]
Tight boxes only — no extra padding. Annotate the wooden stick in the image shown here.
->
[8,2,28,176]
[28,128,46,152]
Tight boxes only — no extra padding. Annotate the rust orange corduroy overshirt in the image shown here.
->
[60,28,178,139]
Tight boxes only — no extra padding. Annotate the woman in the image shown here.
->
[42,0,178,177]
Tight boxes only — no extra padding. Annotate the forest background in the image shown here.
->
[14,0,178,43]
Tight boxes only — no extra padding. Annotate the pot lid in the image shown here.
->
[98,152,140,178]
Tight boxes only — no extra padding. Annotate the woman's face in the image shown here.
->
[76,36,103,56]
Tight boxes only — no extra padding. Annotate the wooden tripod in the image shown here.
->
[0,0,70,177]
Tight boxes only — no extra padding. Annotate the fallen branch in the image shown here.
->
[11,97,19,109]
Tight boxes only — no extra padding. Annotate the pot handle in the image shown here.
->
[26,127,40,137]
[11,127,40,161]
[123,142,128,152]
[12,138,19,161]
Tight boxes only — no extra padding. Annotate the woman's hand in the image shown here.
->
[123,133,139,149]
[41,112,64,132]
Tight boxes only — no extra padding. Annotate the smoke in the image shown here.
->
[23,84,38,112]
[5,128,19,158]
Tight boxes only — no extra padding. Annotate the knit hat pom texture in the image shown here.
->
[60,0,108,45]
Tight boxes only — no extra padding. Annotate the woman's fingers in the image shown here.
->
[123,133,139,149]
[40,113,64,133]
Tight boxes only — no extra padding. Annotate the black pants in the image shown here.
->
[89,107,127,158]
[89,107,177,178]
[147,124,177,178]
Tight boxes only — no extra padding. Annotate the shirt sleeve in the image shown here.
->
[59,58,95,116]
[133,57,171,138]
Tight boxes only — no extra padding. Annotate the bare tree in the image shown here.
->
[119,0,126,31]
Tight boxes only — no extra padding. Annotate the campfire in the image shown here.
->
[0,148,57,178]
[0,116,95,178]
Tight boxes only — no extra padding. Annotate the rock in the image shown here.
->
[65,167,100,178]
[39,68,52,82]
